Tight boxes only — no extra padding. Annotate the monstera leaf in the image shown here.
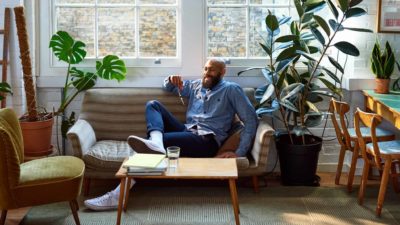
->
[69,67,97,91]
[0,82,12,100]
[49,31,86,64]
[96,55,126,81]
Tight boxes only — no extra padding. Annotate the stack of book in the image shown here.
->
[122,153,167,175]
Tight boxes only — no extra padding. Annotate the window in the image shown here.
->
[207,0,293,59]
[45,0,179,67]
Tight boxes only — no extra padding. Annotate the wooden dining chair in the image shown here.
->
[354,108,400,217]
[329,99,395,192]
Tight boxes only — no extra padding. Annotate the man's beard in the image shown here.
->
[202,74,222,89]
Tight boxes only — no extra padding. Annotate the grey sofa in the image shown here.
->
[67,88,274,194]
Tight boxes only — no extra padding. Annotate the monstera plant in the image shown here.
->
[50,31,127,152]
[50,31,126,135]
[0,82,12,101]
[239,0,372,185]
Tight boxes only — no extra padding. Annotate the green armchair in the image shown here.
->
[0,108,85,225]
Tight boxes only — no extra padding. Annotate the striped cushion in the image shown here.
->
[348,127,393,138]
[366,140,400,154]
[84,140,134,170]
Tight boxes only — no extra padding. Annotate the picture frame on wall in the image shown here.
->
[377,0,400,33]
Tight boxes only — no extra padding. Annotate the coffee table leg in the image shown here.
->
[116,177,126,225]
[229,178,240,225]
[123,178,132,212]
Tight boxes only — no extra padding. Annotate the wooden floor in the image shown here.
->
[3,172,378,225]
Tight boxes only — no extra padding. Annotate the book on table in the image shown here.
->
[122,153,166,168]
[123,153,167,175]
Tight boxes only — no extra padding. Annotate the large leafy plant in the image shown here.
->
[49,31,127,137]
[239,0,372,144]
[370,40,396,79]
[0,82,12,100]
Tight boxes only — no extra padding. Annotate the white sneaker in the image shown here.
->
[127,135,165,154]
[84,192,119,211]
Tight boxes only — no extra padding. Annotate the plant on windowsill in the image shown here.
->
[15,6,127,157]
[370,40,396,94]
[238,0,372,185]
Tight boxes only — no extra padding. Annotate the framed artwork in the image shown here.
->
[377,0,400,33]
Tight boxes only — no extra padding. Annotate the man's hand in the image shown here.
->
[169,75,183,90]
[215,151,238,158]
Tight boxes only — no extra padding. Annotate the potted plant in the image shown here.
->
[0,82,12,101]
[370,40,396,94]
[14,6,126,156]
[239,0,372,185]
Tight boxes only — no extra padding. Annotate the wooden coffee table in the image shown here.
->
[115,158,240,225]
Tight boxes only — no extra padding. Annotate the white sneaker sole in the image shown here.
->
[127,136,164,154]
[84,201,118,211]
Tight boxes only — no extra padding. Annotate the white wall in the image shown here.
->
[2,0,400,174]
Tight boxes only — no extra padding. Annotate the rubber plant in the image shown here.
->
[239,0,373,144]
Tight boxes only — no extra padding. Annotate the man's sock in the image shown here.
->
[149,130,165,150]
[111,178,136,198]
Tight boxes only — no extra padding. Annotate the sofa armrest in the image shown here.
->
[67,119,97,158]
[250,119,274,168]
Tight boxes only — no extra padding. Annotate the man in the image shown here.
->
[84,59,258,211]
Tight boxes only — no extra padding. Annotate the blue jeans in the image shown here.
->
[146,100,219,157]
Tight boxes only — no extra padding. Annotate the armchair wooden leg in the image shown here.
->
[376,160,391,217]
[84,178,91,197]
[69,200,81,225]
[1,210,7,225]
[335,145,346,185]
[252,175,259,193]
[390,163,400,193]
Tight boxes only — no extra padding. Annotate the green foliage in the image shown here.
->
[238,0,372,142]
[370,40,396,79]
[0,82,12,100]
[49,31,127,138]
[49,31,127,114]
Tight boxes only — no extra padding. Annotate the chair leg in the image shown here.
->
[252,175,259,193]
[358,160,370,205]
[69,200,81,225]
[84,177,91,197]
[347,144,359,193]
[376,160,391,217]
[335,145,346,185]
[0,210,7,225]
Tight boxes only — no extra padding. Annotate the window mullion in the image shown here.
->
[135,5,139,59]
[95,0,99,58]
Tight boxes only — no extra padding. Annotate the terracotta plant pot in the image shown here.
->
[375,78,390,94]
[20,115,54,156]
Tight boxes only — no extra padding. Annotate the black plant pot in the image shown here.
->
[276,134,322,186]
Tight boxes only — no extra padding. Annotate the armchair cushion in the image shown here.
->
[84,140,133,170]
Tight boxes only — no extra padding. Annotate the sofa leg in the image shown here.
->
[252,175,260,193]
[84,178,91,197]
[1,210,7,225]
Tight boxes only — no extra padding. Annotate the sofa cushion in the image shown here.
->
[84,140,133,170]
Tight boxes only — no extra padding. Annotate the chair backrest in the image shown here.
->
[354,108,383,169]
[329,98,352,149]
[0,108,23,208]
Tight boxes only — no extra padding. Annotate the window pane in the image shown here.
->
[207,0,245,4]
[250,0,290,4]
[139,8,176,57]
[139,0,176,4]
[55,0,94,3]
[98,8,135,57]
[208,8,246,57]
[249,7,290,57]
[97,0,133,3]
[56,7,95,57]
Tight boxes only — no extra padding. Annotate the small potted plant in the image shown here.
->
[371,40,396,94]
[239,0,372,185]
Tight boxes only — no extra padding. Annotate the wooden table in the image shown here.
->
[363,90,400,129]
[115,158,240,225]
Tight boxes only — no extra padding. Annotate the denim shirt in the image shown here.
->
[163,78,258,157]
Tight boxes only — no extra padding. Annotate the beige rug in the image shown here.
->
[21,185,400,225]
